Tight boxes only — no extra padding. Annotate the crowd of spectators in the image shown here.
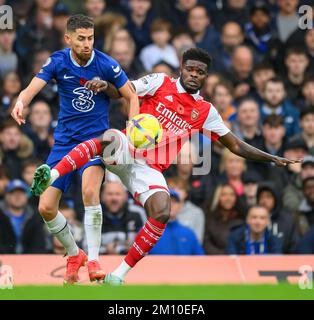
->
[1,0,314,256]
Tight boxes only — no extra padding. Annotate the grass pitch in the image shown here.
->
[0,284,313,300]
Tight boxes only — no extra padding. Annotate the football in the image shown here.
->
[126,113,163,149]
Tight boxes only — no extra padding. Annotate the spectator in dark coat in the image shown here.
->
[296,226,314,254]
[260,77,300,138]
[204,183,246,254]
[297,176,314,236]
[187,5,221,54]
[97,181,143,255]
[257,182,299,253]
[0,179,46,254]
[227,205,283,255]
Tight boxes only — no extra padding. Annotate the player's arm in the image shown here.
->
[118,80,139,119]
[11,77,47,125]
[218,131,301,166]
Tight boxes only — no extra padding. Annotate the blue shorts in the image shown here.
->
[46,143,105,193]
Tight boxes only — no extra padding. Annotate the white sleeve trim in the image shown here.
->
[131,73,165,97]
[202,104,230,137]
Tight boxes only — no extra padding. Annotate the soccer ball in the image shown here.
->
[126,113,163,149]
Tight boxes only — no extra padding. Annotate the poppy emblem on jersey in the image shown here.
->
[80,78,87,85]
[191,109,199,120]
[177,104,184,114]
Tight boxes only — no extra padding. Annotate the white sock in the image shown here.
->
[112,260,132,280]
[50,169,60,184]
[45,211,79,256]
[84,204,103,261]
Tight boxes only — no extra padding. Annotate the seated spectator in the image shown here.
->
[94,13,127,52]
[212,0,250,31]
[171,28,195,60]
[165,0,198,29]
[244,2,276,58]
[283,154,314,212]
[261,115,286,157]
[290,107,314,155]
[260,77,300,138]
[126,0,155,53]
[211,22,244,74]
[212,80,237,126]
[0,28,18,79]
[166,141,213,207]
[21,159,42,188]
[24,100,52,162]
[275,0,300,44]
[97,181,143,255]
[297,176,314,236]
[187,5,221,54]
[225,45,253,99]
[304,28,314,72]
[167,176,205,243]
[202,72,223,101]
[242,171,261,206]
[203,183,245,254]
[296,226,314,254]
[0,72,21,121]
[150,189,204,255]
[140,19,179,72]
[250,62,275,106]
[217,148,246,198]
[0,119,34,179]
[232,98,263,148]
[227,205,283,254]
[0,165,9,200]
[0,179,46,254]
[284,47,310,106]
[152,61,177,77]
[84,0,106,20]
[109,37,145,79]
[301,76,314,109]
[47,3,71,52]
[257,182,299,253]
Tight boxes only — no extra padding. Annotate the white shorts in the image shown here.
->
[102,129,169,206]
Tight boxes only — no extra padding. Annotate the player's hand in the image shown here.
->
[11,100,26,125]
[273,156,303,167]
[85,80,108,94]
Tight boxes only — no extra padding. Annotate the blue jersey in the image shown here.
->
[36,48,128,144]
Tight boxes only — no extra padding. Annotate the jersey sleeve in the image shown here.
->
[131,73,165,98]
[202,104,230,141]
[35,56,56,83]
[105,59,128,89]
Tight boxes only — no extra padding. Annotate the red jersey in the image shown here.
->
[129,73,230,172]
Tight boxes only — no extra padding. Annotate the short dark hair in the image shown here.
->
[182,47,212,70]
[303,75,314,87]
[66,14,94,32]
[263,114,284,127]
[252,61,274,75]
[285,47,308,59]
[265,76,285,88]
[301,106,314,119]
[150,18,172,34]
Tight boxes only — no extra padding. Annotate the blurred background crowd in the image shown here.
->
[1,0,314,256]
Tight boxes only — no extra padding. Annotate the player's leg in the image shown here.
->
[31,133,117,196]
[105,190,170,285]
[81,164,106,281]
[38,185,87,284]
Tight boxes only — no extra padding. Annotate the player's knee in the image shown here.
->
[38,202,57,221]
[82,185,99,206]
[150,198,170,224]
